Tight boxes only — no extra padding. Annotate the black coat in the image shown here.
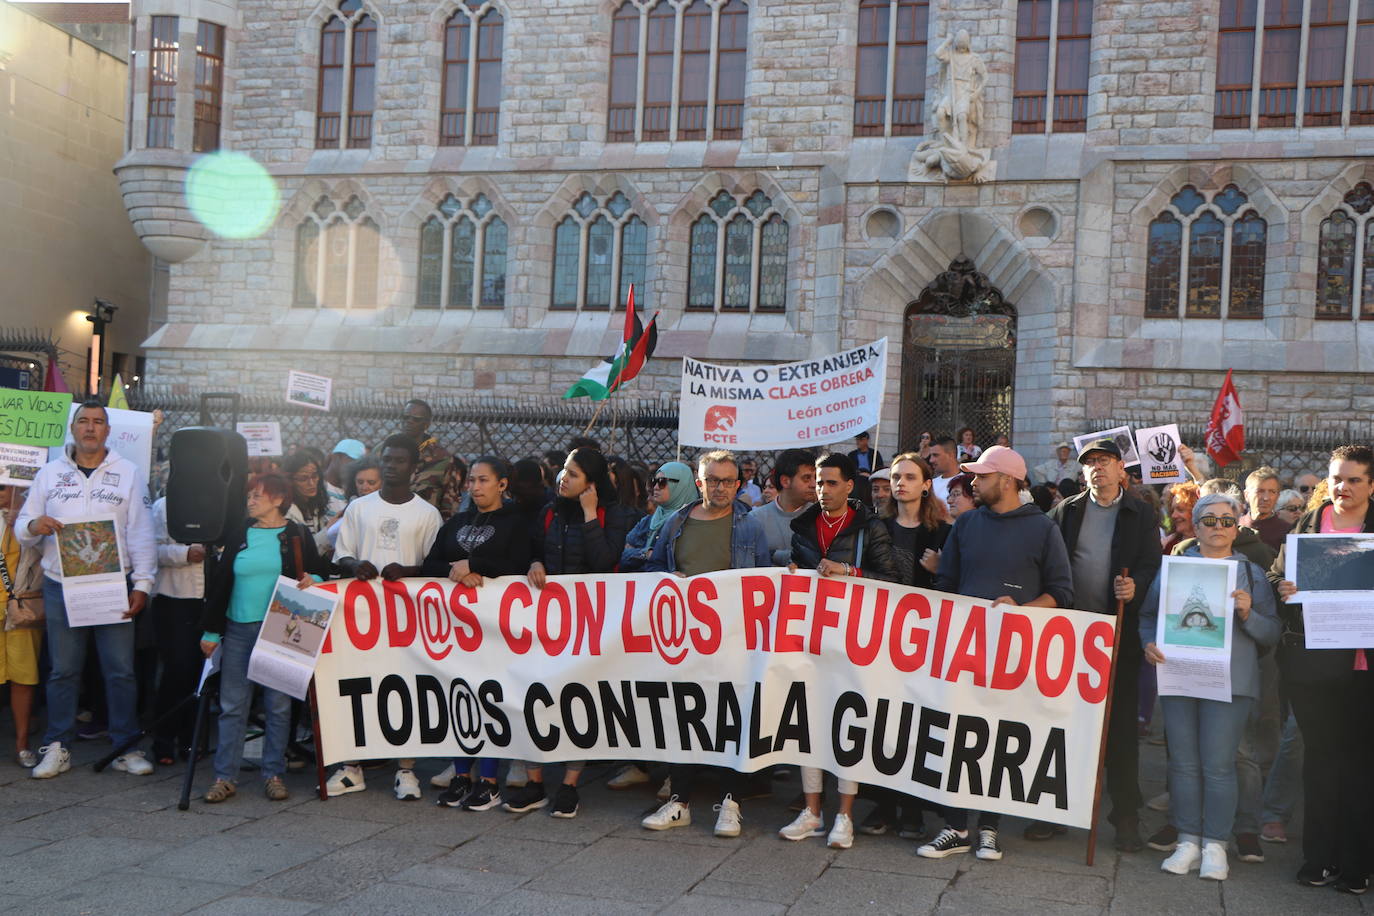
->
[882,517,951,589]
[533,499,638,575]
[1048,489,1162,657]
[790,499,898,582]
[421,501,531,579]
[201,519,329,636]
[1267,502,1374,684]
[846,447,885,476]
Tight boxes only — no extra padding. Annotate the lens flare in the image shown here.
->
[185,151,281,239]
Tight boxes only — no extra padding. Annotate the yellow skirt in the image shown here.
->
[0,625,42,686]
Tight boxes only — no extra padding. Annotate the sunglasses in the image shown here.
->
[1299,485,1313,492]
[1198,515,1237,529]
[1280,504,1303,512]
[651,476,680,488]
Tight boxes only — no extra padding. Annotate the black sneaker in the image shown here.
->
[916,827,971,858]
[1114,816,1143,853]
[1297,863,1341,887]
[1335,876,1369,895]
[896,817,928,841]
[436,775,474,808]
[1147,823,1178,852]
[460,781,502,812]
[975,826,1003,861]
[501,782,548,813]
[551,784,580,819]
[859,808,893,836]
[1023,820,1065,841]
[1235,832,1265,863]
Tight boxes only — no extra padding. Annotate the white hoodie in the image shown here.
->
[15,446,157,594]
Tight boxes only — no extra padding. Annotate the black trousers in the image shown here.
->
[667,764,746,805]
[1103,652,1143,821]
[151,595,204,758]
[1288,672,1374,878]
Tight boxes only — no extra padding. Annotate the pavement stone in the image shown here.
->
[935,888,1106,916]
[483,889,653,915]
[87,808,251,842]
[789,867,949,915]
[433,833,583,877]
[314,882,474,916]
[183,895,322,915]
[224,809,390,846]
[247,838,448,902]
[524,835,734,904]
[0,801,126,840]
[0,834,170,896]
[689,832,833,903]
[956,860,1112,907]
[133,832,333,887]
[658,893,789,915]
[388,862,528,897]
[40,870,241,916]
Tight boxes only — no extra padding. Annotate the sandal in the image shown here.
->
[16,749,37,768]
[264,776,289,801]
[204,779,237,804]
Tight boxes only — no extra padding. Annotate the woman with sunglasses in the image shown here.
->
[1270,445,1374,894]
[1140,492,1280,881]
[620,461,696,572]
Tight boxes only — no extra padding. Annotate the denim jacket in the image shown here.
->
[643,500,771,573]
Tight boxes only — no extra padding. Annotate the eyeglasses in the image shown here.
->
[292,472,319,483]
[701,477,738,489]
[1198,515,1237,529]
[1299,485,1313,493]
[1280,504,1303,513]
[651,477,680,488]
[1082,455,1118,468]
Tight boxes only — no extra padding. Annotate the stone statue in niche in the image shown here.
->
[916,30,991,183]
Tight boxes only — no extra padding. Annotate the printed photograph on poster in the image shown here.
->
[0,443,45,487]
[55,514,131,627]
[1154,555,1236,703]
[248,576,339,699]
[285,371,332,412]
[1284,533,1374,601]
[1134,424,1188,485]
[235,421,283,457]
[1073,425,1140,467]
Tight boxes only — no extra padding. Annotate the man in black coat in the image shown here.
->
[1029,437,1161,851]
[790,452,897,582]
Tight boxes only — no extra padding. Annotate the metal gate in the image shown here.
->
[899,256,1017,447]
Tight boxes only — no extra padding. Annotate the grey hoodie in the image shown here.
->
[935,503,1074,608]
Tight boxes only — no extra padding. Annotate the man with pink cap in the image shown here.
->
[916,445,1074,863]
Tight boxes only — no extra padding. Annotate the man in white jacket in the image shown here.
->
[17,400,157,779]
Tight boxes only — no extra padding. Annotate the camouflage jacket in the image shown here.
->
[412,436,463,520]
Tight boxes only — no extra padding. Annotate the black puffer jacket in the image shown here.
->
[533,499,639,574]
[201,520,329,636]
[789,499,897,581]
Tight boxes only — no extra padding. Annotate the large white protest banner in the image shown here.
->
[312,569,1118,829]
[677,340,887,450]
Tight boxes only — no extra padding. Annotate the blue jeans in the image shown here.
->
[1161,695,1252,843]
[213,620,290,783]
[1259,711,1304,825]
[41,577,140,748]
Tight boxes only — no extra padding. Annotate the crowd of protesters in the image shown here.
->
[2,399,1371,896]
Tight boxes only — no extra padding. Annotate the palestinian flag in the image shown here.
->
[562,286,659,400]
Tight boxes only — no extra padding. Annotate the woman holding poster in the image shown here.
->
[1268,444,1374,895]
[1140,492,1279,881]
[199,473,327,804]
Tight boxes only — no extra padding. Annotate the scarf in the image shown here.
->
[646,461,697,546]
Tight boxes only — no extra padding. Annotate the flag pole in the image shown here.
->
[583,399,608,435]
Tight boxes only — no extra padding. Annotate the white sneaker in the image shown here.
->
[394,768,421,800]
[827,813,854,849]
[112,750,153,776]
[656,776,672,801]
[430,762,456,788]
[779,808,824,841]
[1199,841,1229,881]
[642,796,691,831]
[607,764,650,790]
[506,760,528,788]
[325,764,366,796]
[31,743,71,779]
[1161,840,1202,875]
[713,794,742,838]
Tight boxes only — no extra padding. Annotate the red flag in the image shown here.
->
[43,358,70,393]
[618,311,659,387]
[622,284,638,345]
[1204,369,1244,468]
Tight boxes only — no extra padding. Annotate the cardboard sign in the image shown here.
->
[0,389,73,447]
[286,370,332,412]
[236,422,284,457]
[1073,425,1140,468]
[0,443,45,487]
[1134,424,1188,485]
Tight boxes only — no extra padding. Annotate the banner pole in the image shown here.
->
[1086,566,1128,867]
[583,398,608,435]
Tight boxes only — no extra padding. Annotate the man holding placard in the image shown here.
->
[16,399,157,779]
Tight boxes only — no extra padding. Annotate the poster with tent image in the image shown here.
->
[1159,555,1234,650]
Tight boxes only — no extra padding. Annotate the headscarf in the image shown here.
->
[646,461,697,545]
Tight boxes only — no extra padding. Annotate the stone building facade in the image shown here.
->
[116,0,1374,467]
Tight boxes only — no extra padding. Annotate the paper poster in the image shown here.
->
[236,422,283,457]
[677,339,887,450]
[1073,425,1139,467]
[1284,533,1374,603]
[0,389,72,447]
[286,370,332,412]
[0,443,45,487]
[198,645,222,695]
[247,576,339,700]
[1301,597,1374,649]
[1134,424,1188,485]
[49,405,155,489]
[1155,555,1236,703]
[57,514,130,627]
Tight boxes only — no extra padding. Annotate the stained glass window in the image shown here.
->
[1228,212,1266,319]
[1144,213,1181,317]
[1186,212,1224,318]
[1316,211,1355,319]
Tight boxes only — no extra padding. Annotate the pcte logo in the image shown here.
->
[703,405,738,443]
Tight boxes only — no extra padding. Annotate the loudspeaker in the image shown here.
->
[166,427,248,544]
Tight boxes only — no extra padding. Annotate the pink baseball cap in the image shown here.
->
[959,445,1028,481]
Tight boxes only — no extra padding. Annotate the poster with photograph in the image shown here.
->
[1155,555,1236,702]
[1284,533,1374,603]
[1073,425,1140,467]
[1134,424,1188,485]
[247,576,339,700]
[236,422,283,457]
[286,370,332,412]
[56,515,131,627]
[0,443,45,487]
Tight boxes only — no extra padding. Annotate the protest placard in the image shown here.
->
[1284,533,1374,603]
[57,515,130,627]
[313,569,1118,828]
[1134,424,1188,485]
[1073,425,1140,467]
[0,443,45,487]
[1154,556,1235,703]
[0,389,73,448]
[236,422,284,457]
[49,405,155,487]
[248,577,339,700]
[677,340,887,450]
[286,370,332,412]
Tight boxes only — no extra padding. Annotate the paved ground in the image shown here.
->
[0,724,1365,915]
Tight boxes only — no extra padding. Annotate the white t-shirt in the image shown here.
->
[334,491,441,569]
[931,474,956,506]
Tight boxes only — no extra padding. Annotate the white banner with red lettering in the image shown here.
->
[676,339,887,450]
[311,570,1117,828]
